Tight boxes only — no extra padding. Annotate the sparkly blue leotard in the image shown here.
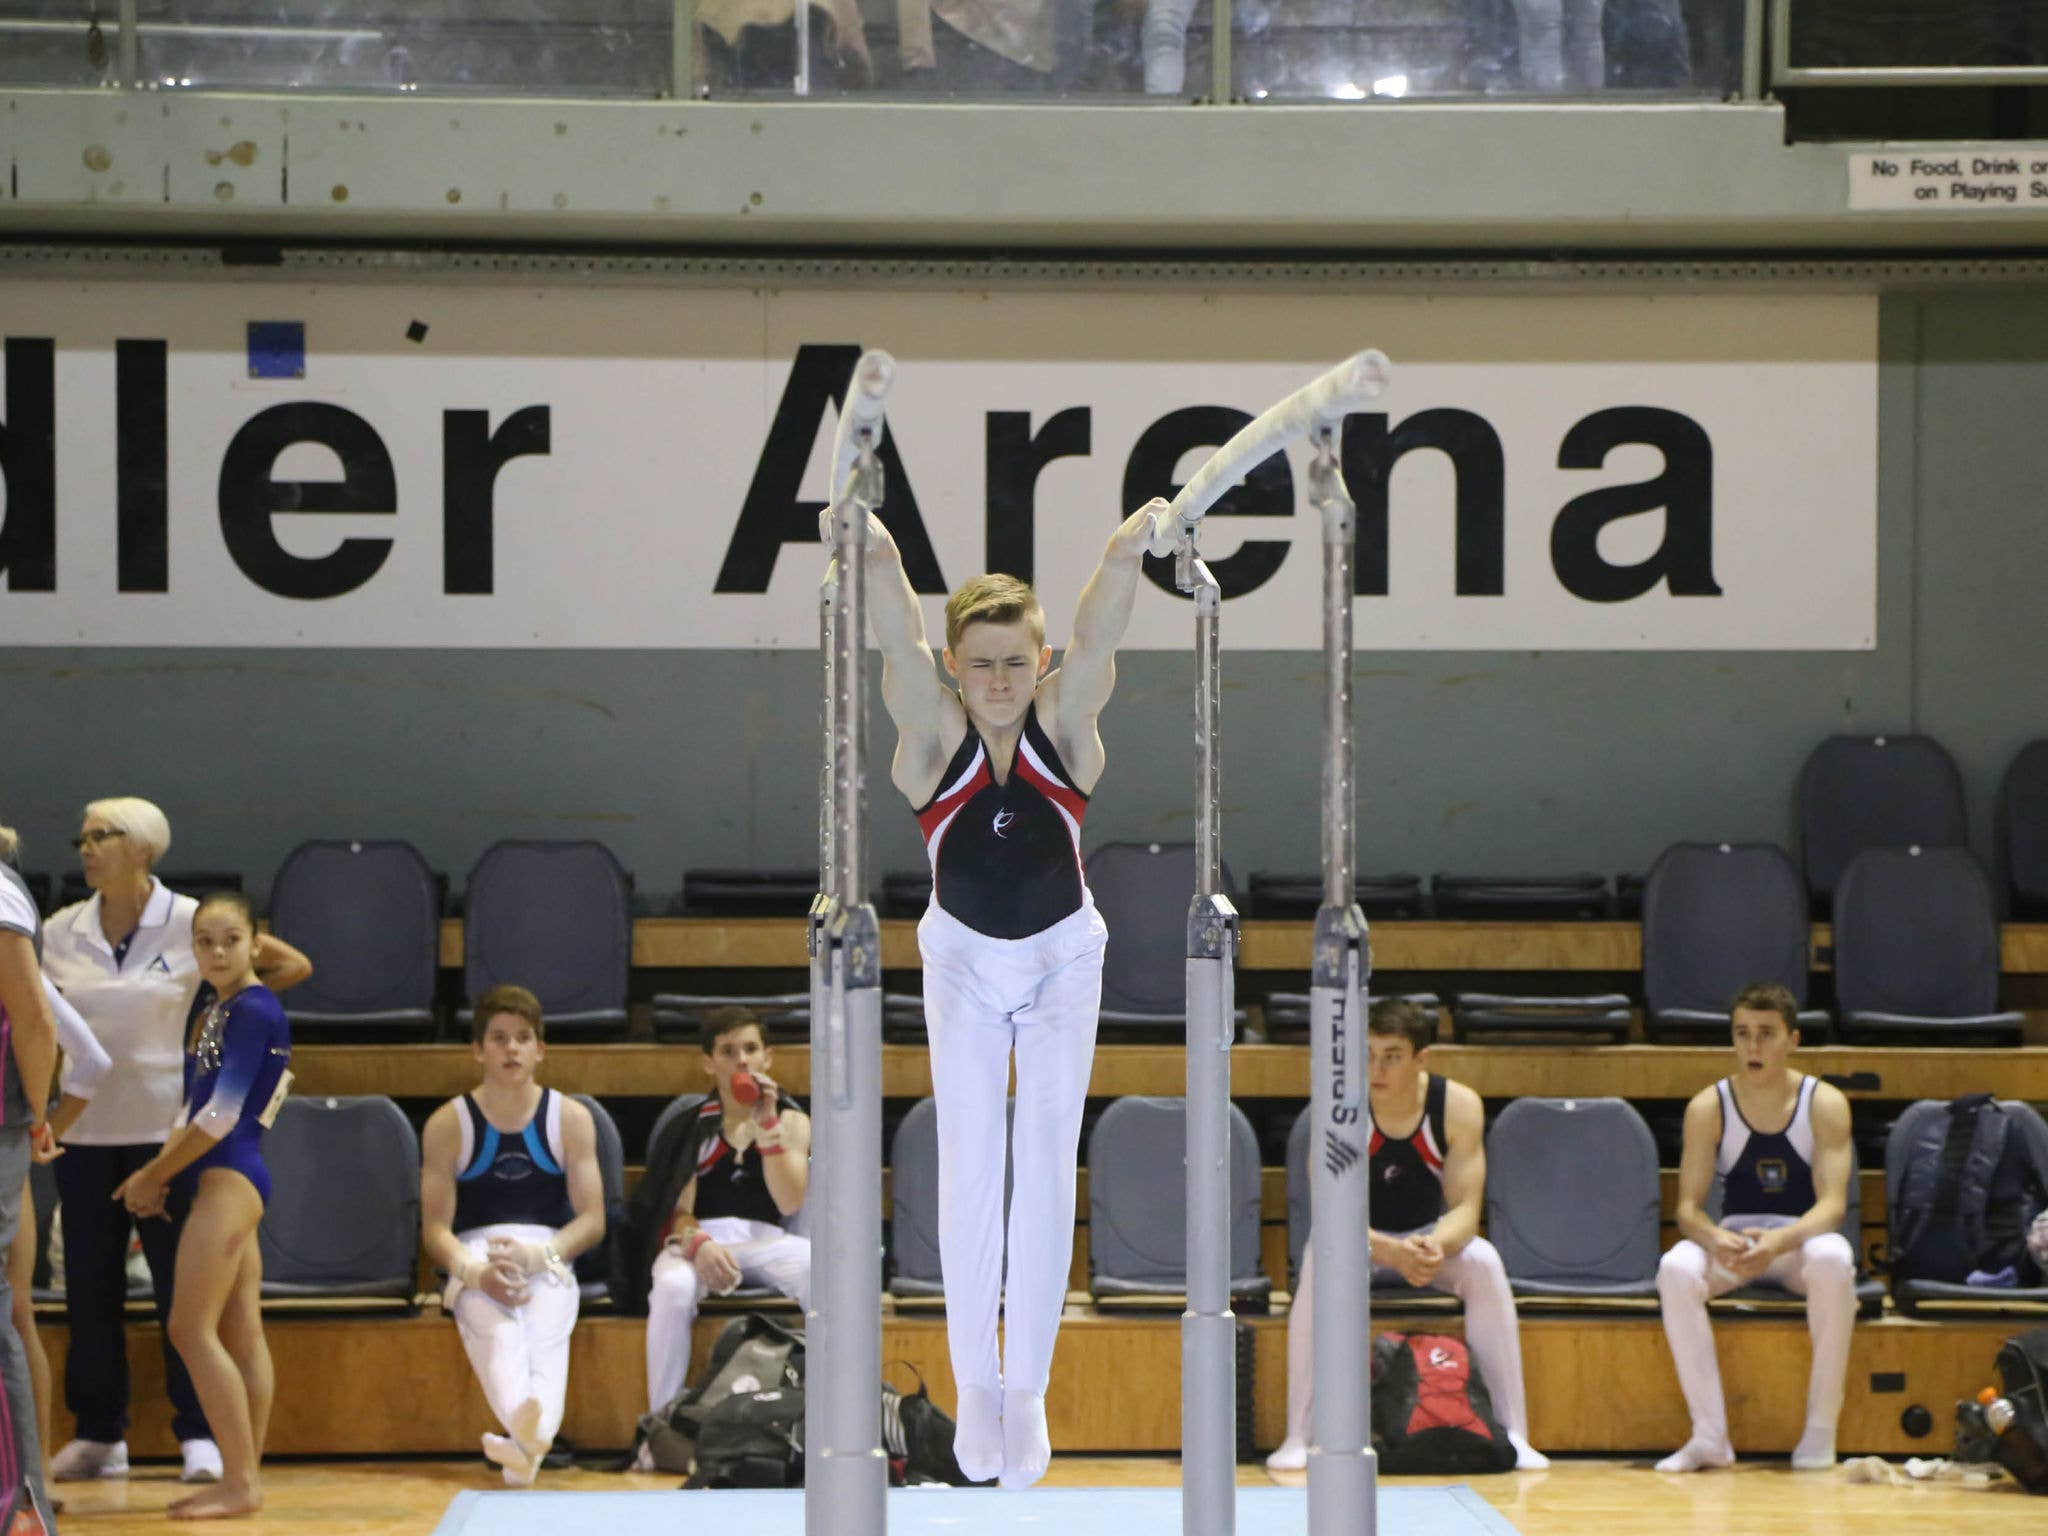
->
[172,982,292,1205]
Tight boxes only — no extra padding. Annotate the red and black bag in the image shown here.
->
[1370,1332,1518,1474]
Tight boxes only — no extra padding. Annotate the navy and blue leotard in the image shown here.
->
[172,982,292,1205]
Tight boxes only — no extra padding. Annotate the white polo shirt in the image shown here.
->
[40,879,199,1145]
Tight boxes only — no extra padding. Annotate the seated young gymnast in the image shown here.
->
[837,496,1164,1488]
[112,891,293,1520]
[644,1008,811,1418]
[1267,997,1548,1473]
[420,985,606,1489]
[1655,982,1855,1473]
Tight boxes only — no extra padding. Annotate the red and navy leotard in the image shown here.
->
[914,702,1089,940]
[1368,1073,1449,1233]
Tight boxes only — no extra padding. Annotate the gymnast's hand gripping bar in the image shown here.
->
[829,349,897,513]
[1147,349,1391,559]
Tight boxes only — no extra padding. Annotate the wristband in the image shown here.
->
[761,1143,788,1157]
[683,1231,710,1261]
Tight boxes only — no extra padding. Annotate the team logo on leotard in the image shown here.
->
[992,810,1016,838]
[1757,1158,1788,1193]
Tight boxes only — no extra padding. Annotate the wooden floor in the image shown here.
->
[46,1455,2041,1535]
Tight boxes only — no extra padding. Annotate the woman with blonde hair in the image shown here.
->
[38,800,308,1485]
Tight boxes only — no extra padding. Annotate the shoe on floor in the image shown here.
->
[180,1438,224,1483]
[49,1438,129,1481]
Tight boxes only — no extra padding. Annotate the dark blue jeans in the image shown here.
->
[53,1143,209,1444]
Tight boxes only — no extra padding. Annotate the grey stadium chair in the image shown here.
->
[889,1096,1016,1301]
[2000,739,2048,919]
[1286,1104,1457,1315]
[1484,1097,1660,1301]
[258,1095,419,1304]
[1703,1141,1885,1316]
[1090,1095,1269,1307]
[1885,1099,2048,1317]
[463,839,631,1038]
[569,1093,624,1303]
[1641,841,1826,1044]
[1832,846,2025,1046]
[1084,841,1240,1033]
[267,839,440,1035]
[1797,733,1967,912]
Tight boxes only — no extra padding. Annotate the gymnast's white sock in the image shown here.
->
[1509,1432,1550,1471]
[954,1385,1005,1483]
[1655,1436,1734,1474]
[1791,1424,1837,1471]
[483,1433,538,1487]
[999,1390,1052,1490]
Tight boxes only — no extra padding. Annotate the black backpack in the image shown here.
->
[1370,1332,1517,1475]
[1958,1326,2048,1493]
[1891,1096,2048,1286]
[686,1386,806,1489]
[881,1365,972,1486]
[634,1313,806,1474]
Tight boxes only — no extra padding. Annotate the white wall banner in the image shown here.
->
[0,281,1877,650]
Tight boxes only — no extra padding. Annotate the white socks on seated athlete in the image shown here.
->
[954,1385,1006,1483]
[1791,1424,1837,1471]
[999,1390,1052,1490]
[1655,1435,1734,1473]
[483,1397,546,1487]
[1508,1432,1550,1471]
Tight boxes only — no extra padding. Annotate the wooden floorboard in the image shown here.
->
[45,1455,2046,1536]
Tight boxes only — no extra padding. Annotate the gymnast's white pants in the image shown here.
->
[1281,1236,1533,1446]
[449,1222,581,1453]
[1657,1223,1857,1446]
[918,898,1107,1396]
[646,1218,813,1410]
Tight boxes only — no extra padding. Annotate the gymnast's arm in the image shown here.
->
[549,1096,607,1263]
[419,1103,476,1281]
[119,998,281,1209]
[0,931,55,1129]
[1429,1080,1487,1257]
[1039,500,1162,788]
[833,509,960,800]
[45,976,110,1141]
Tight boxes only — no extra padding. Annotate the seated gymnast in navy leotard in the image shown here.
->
[114,891,293,1521]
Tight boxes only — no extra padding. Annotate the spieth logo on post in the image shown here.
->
[0,281,1876,651]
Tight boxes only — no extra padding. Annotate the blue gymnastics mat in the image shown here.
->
[433,1484,1523,1536]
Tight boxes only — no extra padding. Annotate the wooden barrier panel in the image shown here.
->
[288,1040,2048,1104]
[46,1308,2014,1460]
[433,916,2048,974]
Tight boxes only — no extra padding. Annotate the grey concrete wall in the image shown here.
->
[3,292,2043,905]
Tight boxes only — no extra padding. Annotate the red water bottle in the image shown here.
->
[730,1068,759,1107]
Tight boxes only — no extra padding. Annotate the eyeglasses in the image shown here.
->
[70,829,128,851]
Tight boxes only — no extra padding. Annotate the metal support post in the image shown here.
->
[1306,428,1375,1536]
[1181,542,1237,1536]
[806,361,894,1536]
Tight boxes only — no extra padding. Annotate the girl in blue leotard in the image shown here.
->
[114,892,291,1520]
